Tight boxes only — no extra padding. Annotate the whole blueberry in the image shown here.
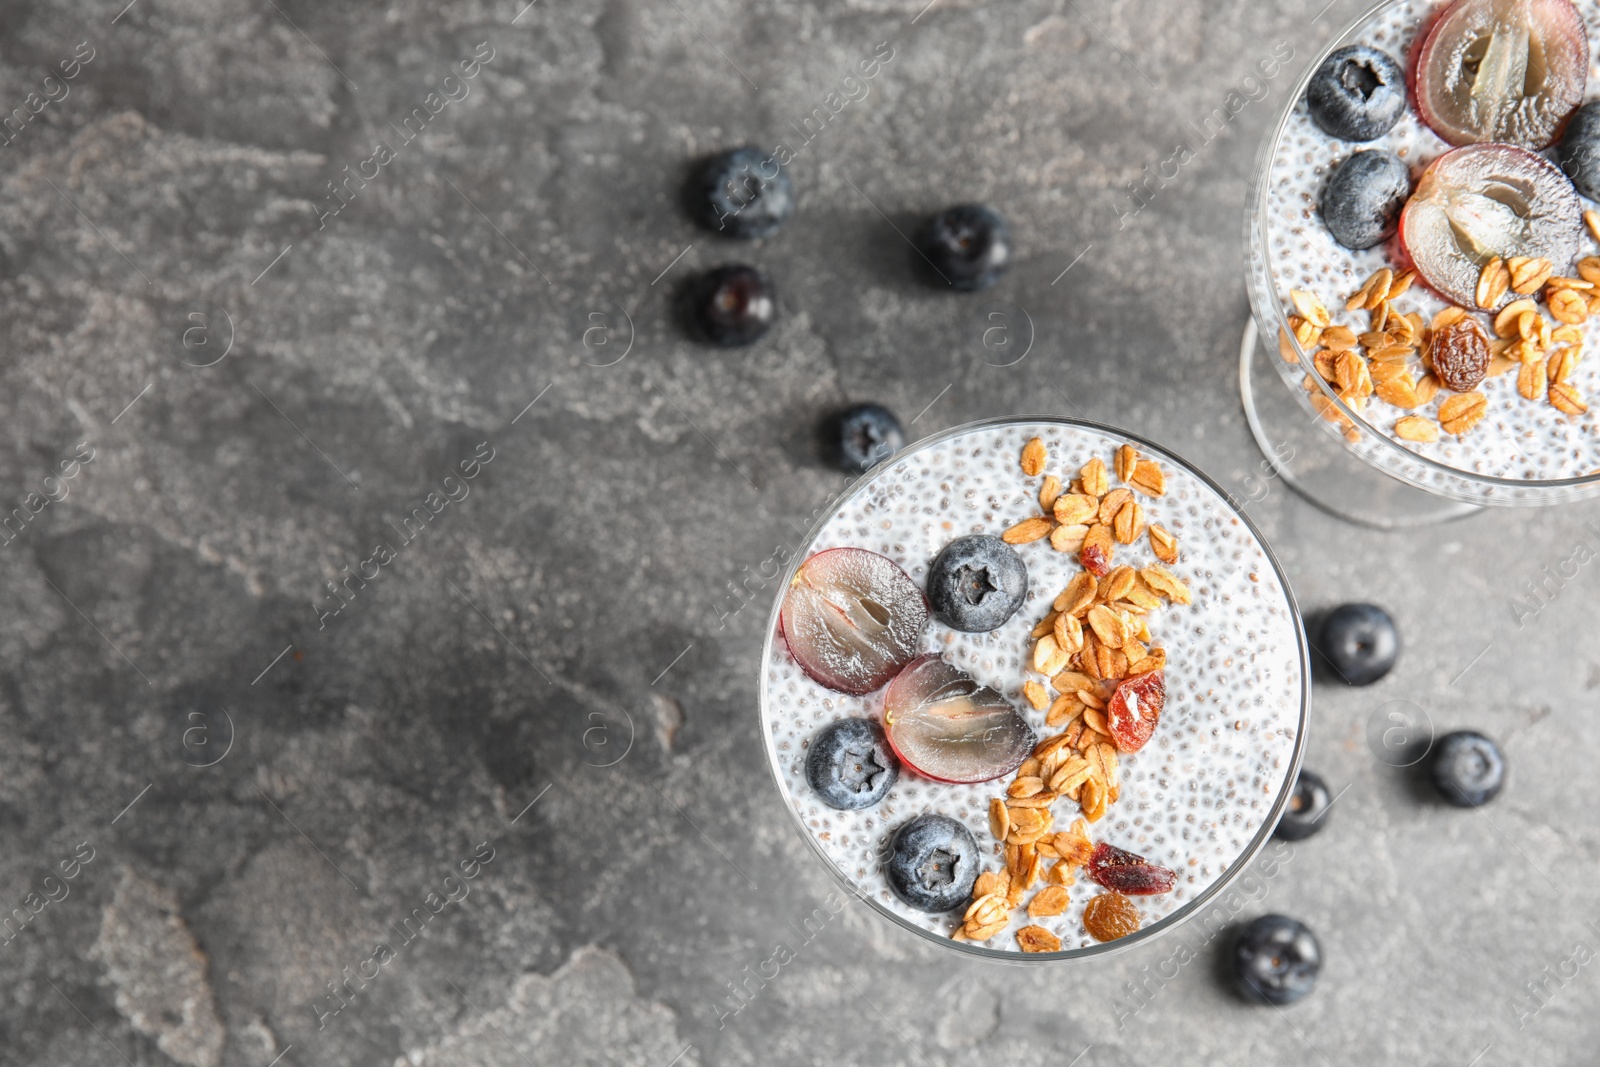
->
[1558,100,1600,201]
[1430,730,1506,808]
[925,535,1028,633]
[689,146,795,238]
[917,204,1012,291]
[1232,914,1322,1006]
[884,813,979,912]
[1306,45,1406,142]
[806,718,899,811]
[832,404,906,474]
[1274,770,1333,841]
[686,265,775,346]
[1317,603,1399,686]
[1321,150,1410,250]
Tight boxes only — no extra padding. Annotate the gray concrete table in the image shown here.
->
[0,0,1594,1064]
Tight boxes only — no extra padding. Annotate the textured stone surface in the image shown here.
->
[91,866,225,1067]
[400,946,690,1067]
[0,0,1596,1064]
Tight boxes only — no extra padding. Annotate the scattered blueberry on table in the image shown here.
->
[1321,149,1410,250]
[1274,770,1332,841]
[884,813,979,912]
[1557,100,1600,201]
[1430,730,1506,808]
[1317,603,1399,686]
[916,203,1012,291]
[1306,44,1405,142]
[689,146,795,238]
[806,718,899,811]
[925,534,1028,633]
[1232,914,1322,1006]
[832,403,906,474]
[686,264,776,346]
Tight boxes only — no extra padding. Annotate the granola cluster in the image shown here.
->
[1003,443,1176,569]
[953,438,1193,950]
[1284,240,1600,445]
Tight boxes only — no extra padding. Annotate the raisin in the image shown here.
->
[1429,316,1490,393]
[1106,669,1165,753]
[1083,891,1141,942]
[1087,841,1176,895]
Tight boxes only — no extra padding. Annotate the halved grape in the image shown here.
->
[1399,143,1582,309]
[780,548,927,695]
[882,655,1035,783]
[1412,0,1588,149]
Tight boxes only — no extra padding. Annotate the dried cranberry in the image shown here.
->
[1106,670,1165,753]
[1083,891,1141,941]
[1087,841,1176,895]
[1080,537,1111,577]
[1430,317,1490,393]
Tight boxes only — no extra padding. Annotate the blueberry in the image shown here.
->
[1306,45,1406,142]
[925,535,1028,633]
[1321,150,1410,250]
[1316,603,1399,686]
[1430,730,1506,808]
[884,813,979,912]
[689,146,795,239]
[686,265,775,346]
[1557,100,1600,201]
[832,404,906,474]
[805,718,899,811]
[1274,770,1333,841]
[1231,914,1322,1006]
[917,204,1012,291]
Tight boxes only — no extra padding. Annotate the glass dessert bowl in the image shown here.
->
[758,417,1309,960]
[1245,0,1600,520]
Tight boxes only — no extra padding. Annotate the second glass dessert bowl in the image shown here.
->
[1245,0,1600,522]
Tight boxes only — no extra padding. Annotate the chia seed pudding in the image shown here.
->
[759,419,1308,958]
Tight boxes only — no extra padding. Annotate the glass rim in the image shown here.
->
[1247,0,1600,494]
[757,414,1312,963]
